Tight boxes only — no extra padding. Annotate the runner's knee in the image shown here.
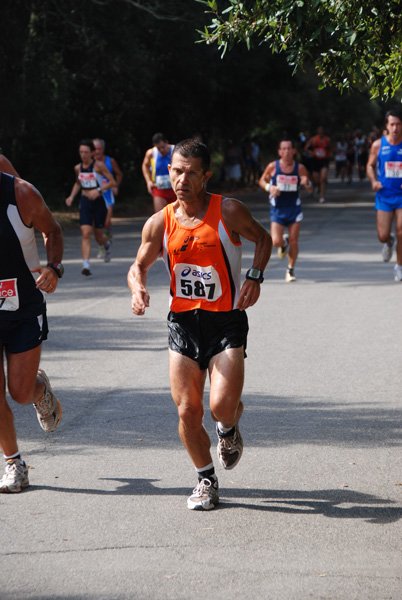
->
[177,402,204,429]
[210,398,242,425]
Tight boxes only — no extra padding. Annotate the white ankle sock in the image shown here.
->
[4,450,21,460]
[217,422,233,435]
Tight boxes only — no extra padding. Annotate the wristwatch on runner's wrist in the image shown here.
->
[47,262,64,278]
[245,268,264,283]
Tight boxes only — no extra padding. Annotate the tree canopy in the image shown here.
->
[0,0,388,206]
[199,0,402,100]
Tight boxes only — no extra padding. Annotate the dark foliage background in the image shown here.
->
[0,0,385,208]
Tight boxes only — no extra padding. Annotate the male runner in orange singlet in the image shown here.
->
[128,139,272,510]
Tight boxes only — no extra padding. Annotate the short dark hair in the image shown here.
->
[385,108,402,123]
[171,139,211,173]
[79,139,95,151]
[278,138,294,148]
[152,132,168,145]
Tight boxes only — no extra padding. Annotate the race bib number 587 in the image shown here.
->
[0,278,19,311]
[174,264,222,302]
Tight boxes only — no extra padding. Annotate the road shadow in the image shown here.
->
[14,390,402,450]
[28,478,402,524]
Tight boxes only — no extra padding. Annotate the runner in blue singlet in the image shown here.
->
[93,139,123,249]
[142,133,176,213]
[259,139,312,282]
[366,109,402,281]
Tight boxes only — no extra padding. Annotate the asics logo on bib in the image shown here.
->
[181,266,212,280]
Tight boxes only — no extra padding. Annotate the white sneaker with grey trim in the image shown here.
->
[0,459,29,493]
[187,478,219,510]
[34,369,62,433]
[394,264,402,282]
[382,234,394,262]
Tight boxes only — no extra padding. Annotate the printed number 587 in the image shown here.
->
[180,279,215,299]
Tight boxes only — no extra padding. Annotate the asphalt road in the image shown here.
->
[1,174,401,600]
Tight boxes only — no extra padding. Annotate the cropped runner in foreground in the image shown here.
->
[128,139,272,510]
[0,166,64,493]
[366,109,402,282]
[259,139,312,282]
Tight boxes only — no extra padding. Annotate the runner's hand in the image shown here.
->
[131,288,150,315]
[31,266,59,294]
[236,280,261,311]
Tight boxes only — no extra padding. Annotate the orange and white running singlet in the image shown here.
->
[312,135,330,159]
[162,194,242,312]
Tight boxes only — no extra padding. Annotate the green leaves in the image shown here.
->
[198,0,402,99]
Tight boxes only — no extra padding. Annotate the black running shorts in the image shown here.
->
[167,308,248,370]
[79,195,107,228]
[0,311,48,354]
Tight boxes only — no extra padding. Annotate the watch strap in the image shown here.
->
[47,262,64,278]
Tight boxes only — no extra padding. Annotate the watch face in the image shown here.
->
[249,268,261,279]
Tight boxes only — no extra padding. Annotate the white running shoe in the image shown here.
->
[0,459,29,493]
[382,234,395,262]
[34,369,62,433]
[285,269,296,282]
[394,265,402,282]
[97,246,105,259]
[277,233,289,259]
[187,478,219,510]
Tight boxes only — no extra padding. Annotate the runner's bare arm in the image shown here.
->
[111,157,123,195]
[304,136,313,152]
[96,161,117,190]
[258,161,280,197]
[222,198,272,311]
[366,139,382,191]
[66,164,81,206]
[141,148,155,196]
[258,161,274,190]
[298,163,312,189]
[127,211,165,315]
[15,179,63,293]
[0,155,20,177]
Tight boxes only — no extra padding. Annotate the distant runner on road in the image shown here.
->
[66,139,117,276]
[128,139,272,510]
[366,109,402,282]
[304,126,331,204]
[93,138,123,251]
[142,133,176,213]
[259,139,311,282]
